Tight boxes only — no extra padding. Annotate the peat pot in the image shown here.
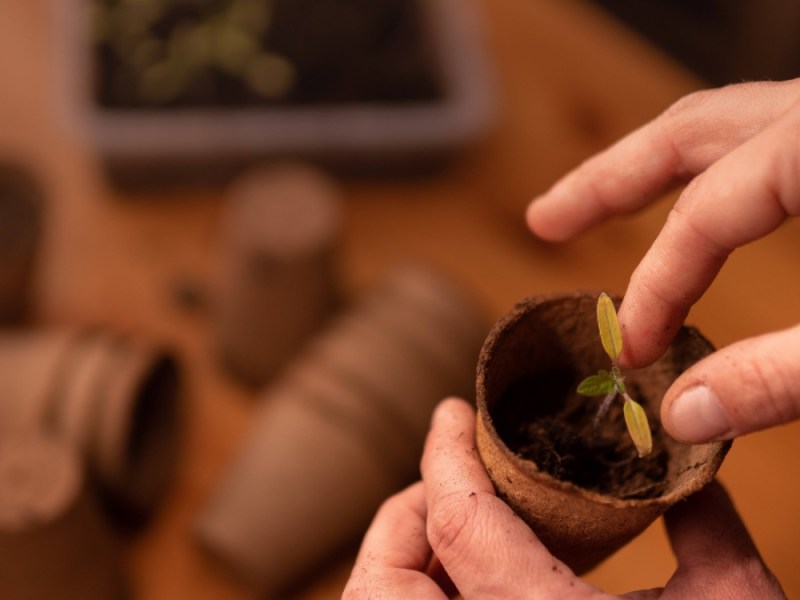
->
[213,162,340,387]
[475,292,730,574]
[196,264,487,595]
[0,328,181,521]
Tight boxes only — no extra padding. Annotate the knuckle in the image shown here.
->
[775,107,800,216]
[656,91,719,176]
[426,491,480,559]
[631,252,692,312]
[662,89,715,120]
[764,360,799,422]
[726,346,800,430]
[662,81,775,122]
[668,199,731,259]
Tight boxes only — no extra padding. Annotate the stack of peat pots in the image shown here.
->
[0,163,183,598]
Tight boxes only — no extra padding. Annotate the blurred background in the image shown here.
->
[1,0,799,597]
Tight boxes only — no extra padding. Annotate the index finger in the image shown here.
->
[526,80,799,242]
[618,100,800,367]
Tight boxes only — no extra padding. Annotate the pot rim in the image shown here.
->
[476,292,731,509]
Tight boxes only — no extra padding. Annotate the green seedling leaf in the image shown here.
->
[597,293,623,365]
[623,396,653,457]
[577,372,616,396]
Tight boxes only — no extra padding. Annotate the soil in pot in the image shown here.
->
[476,293,730,574]
[493,369,670,500]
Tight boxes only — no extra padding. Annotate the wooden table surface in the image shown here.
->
[3,0,799,598]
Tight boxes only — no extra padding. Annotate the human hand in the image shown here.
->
[342,398,783,599]
[526,79,800,444]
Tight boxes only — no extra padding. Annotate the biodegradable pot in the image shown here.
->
[0,164,43,324]
[213,162,340,387]
[196,264,487,596]
[0,432,126,599]
[475,293,730,574]
[0,330,75,429]
[0,329,181,521]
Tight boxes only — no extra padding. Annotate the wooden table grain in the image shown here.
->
[3,0,798,597]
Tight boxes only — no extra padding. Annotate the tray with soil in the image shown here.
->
[91,0,443,109]
[59,0,493,183]
[475,292,730,574]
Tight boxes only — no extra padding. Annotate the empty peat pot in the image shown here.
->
[196,264,487,595]
[213,162,340,387]
[0,328,181,520]
[475,292,730,574]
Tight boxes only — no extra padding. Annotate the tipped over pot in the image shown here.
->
[475,292,730,574]
[0,328,181,521]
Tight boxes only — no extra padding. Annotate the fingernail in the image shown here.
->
[667,385,732,443]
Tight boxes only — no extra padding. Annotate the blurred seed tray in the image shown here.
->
[59,0,494,185]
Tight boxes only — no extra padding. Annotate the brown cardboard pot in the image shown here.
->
[213,162,340,387]
[475,292,731,574]
[0,329,181,521]
[196,264,487,596]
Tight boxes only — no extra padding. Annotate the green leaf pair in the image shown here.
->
[577,293,653,458]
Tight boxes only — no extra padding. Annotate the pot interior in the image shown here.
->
[477,293,728,501]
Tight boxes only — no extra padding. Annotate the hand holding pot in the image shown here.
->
[526,79,800,444]
[343,398,782,599]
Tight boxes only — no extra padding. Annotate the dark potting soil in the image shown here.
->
[91,0,443,109]
[492,369,670,499]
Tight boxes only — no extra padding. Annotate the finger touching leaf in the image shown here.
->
[597,293,623,364]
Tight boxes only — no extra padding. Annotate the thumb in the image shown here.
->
[661,323,800,443]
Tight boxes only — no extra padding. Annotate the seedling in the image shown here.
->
[577,293,652,457]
